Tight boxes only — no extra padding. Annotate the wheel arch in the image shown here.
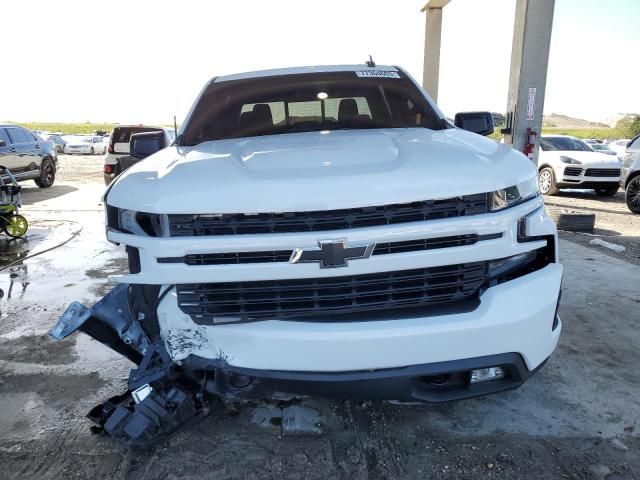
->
[625,169,640,189]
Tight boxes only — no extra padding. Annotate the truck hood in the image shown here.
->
[107,128,537,214]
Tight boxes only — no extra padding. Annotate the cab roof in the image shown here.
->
[214,64,400,83]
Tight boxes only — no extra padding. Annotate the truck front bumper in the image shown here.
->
[159,262,563,376]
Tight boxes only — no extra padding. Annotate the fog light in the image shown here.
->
[470,367,505,383]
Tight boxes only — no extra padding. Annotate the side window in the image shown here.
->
[7,128,29,144]
[627,136,640,152]
[0,128,11,145]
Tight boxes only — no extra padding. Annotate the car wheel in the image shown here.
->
[548,209,595,232]
[102,147,107,154]
[34,158,56,188]
[538,167,558,195]
[625,176,640,214]
[90,147,95,155]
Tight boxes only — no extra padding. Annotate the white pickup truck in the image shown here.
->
[51,64,562,447]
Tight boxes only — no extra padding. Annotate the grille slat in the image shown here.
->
[584,168,620,177]
[158,233,502,266]
[168,194,489,237]
[176,262,488,323]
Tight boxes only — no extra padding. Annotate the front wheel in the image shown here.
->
[594,185,619,196]
[90,147,95,155]
[626,177,640,214]
[34,158,56,188]
[538,167,559,195]
[3,214,28,238]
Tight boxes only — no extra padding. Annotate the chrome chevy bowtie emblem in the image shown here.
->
[290,239,375,268]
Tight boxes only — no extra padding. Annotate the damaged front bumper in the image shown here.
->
[50,276,559,448]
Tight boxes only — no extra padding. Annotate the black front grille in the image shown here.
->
[157,233,503,266]
[584,168,620,177]
[563,167,583,176]
[167,194,489,236]
[176,262,488,324]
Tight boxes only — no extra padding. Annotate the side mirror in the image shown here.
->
[129,131,166,160]
[0,140,6,147]
[454,111,495,136]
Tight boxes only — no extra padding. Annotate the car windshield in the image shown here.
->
[80,137,93,143]
[540,137,592,152]
[182,71,446,146]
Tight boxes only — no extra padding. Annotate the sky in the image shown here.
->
[1,0,638,125]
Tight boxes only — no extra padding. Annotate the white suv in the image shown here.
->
[51,65,562,447]
[538,135,621,196]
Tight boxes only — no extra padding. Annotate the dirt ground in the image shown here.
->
[544,189,640,267]
[0,156,639,480]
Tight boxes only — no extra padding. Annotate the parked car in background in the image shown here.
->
[538,135,621,196]
[64,135,106,155]
[619,134,640,213]
[608,139,632,158]
[588,143,618,157]
[103,125,175,184]
[0,124,57,187]
[582,139,602,145]
[41,133,67,153]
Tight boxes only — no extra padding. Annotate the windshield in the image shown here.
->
[182,71,445,146]
[540,137,592,152]
[80,137,94,143]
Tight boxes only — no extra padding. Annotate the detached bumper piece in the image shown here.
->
[50,285,202,448]
[87,382,197,449]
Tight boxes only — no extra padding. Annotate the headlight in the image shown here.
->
[490,177,539,211]
[119,209,148,236]
[560,156,582,164]
[116,209,165,236]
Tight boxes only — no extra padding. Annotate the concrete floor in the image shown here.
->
[0,156,638,479]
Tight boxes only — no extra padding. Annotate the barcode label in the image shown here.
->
[355,70,400,78]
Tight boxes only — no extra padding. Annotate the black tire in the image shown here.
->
[594,185,619,196]
[34,158,56,188]
[90,146,95,155]
[548,209,595,232]
[626,176,640,214]
[538,167,559,195]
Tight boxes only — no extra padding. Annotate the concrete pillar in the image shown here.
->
[503,0,555,164]
[421,0,451,102]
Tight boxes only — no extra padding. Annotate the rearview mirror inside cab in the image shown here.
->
[454,112,494,136]
[129,131,166,159]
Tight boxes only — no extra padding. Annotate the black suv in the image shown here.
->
[0,124,58,187]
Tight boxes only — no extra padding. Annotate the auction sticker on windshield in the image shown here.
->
[355,70,400,78]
